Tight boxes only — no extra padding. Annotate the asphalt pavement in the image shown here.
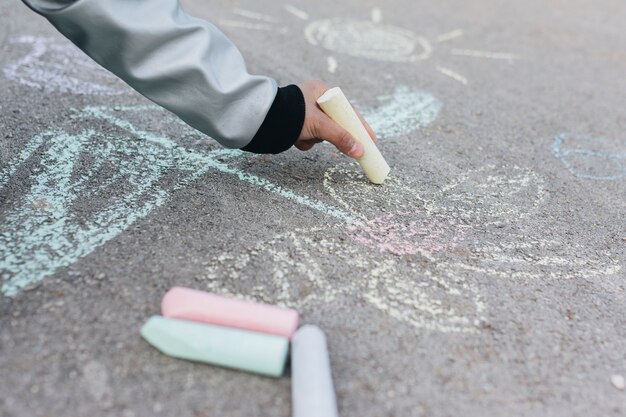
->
[1,0,625,416]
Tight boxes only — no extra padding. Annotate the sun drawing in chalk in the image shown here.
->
[2,5,519,92]
[220,4,519,84]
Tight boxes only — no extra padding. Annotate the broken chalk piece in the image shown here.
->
[140,316,289,377]
[317,87,391,184]
[291,325,339,417]
[161,287,299,339]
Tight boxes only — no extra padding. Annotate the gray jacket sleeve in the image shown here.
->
[22,0,305,152]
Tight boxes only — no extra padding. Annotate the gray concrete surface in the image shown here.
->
[1,0,625,416]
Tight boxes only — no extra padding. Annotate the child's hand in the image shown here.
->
[295,80,377,158]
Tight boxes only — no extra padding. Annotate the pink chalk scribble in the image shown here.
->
[345,212,467,255]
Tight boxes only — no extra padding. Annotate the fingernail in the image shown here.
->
[349,142,364,158]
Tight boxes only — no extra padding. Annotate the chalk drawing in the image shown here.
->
[0,85,439,296]
[0,108,347,295]
[301,13,517,83]
[321,165,469,256]
[218,19,274,31]
[437,29,464,43]
[324,164,618,281]
[450,49,519,61]
[203,226,486,333]
[552,132,626,180]
[218,5,516,83]
[202,161,620,333]
[438,235,622,281]
[3,109,619,336]
[371,8,383,24]
[357,86,442,139]
[427,165,547,225]
[2,36,127,95]
[305,19,432,63]
[284,4,309,20]
[436,66,468,85]
[327,56,338,74]
[232,8,277,22]
[345,212,467,256]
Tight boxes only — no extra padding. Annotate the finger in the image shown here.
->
[353,106,377,142]
[312,80,331,97]
[314,114,364,158]
[295,138,324,151]
[294,140,315,151]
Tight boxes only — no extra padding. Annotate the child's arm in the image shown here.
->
[22,0,372,157]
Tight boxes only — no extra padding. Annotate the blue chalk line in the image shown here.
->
[552,132,626,181]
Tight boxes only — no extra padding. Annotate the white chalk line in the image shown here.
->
[371,8,382,23]
[429,165,547,225]
[441,257,621,281]
[436,66,468,85]
[450,49,519,61]
[437,29,464,43]
[218,19,274,31]
[327,56,338,73]
[323,165,426,220]
[284,4,309,20]
[232,8,277,22]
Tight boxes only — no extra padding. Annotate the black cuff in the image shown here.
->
[241,84,305,154]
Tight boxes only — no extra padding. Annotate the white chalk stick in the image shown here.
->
[291,325,338,417]
[317,87,390,184]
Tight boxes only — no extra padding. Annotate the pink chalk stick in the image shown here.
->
[161,287,299,339]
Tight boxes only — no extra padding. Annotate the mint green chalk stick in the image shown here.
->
[140,316,289,377]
